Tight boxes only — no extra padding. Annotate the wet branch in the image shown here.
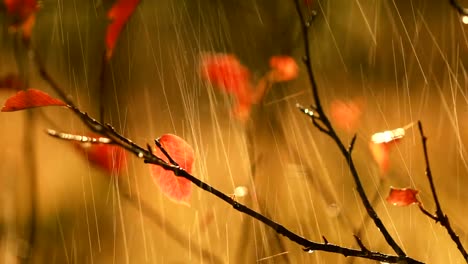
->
[450,0,468,16]
[21,37,424,264]
[293,0,408,258]
[417,121,468,261]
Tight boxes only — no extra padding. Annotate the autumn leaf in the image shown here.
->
[369,141,391,174]
[330,98,365,133]
[268,56,299,82]
[369,126,406,175]
[149,134,195,206]
[1,89,67,112]
[200,54,297,122]
[3,0,38,39]
[200,53,255,121]
[200,53,252,97]
[75,138,127,175]
[386,187,420,206]
[106,0,140,60]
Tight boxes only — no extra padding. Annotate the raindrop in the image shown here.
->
[307,249,314,254]
[138,152,144,158]
[234,186,248,197]
[462,16,468,24]
[325,203,341,217]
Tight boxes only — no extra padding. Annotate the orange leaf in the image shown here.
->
[369,141,391,174]
[75,137,127,175]
[106,0,140,60]
[330,98,365,133]
[231,100,252,123]
[386,187,420,206]
[200,53,255,121]
[369,126,406,174]
[200,53,252,97]
[149,134,195,205]
[269,56,299,82]
[3,0,38,39]
[1,89,67,112]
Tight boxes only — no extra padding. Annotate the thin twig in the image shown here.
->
[348,135,357,153]
[353,235,369,253]
[293,0,406,257]
[449,0,468,16]
[154,139,179,166]
[417,121,468,261]
[417,204,437,222]
[26,41,422,264]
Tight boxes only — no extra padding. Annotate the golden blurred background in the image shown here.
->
[1,0,468,263]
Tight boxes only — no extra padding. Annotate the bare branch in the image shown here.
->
[450,0,468,16]
[417,203,437,222]
[348,134,357,153]
[46,129,113,144]
[353,235,369,253]
[293,0,407,258]
[417,121,468,261]
[25,38,423,264]
[296,104,330,134]
[154,138,180,166]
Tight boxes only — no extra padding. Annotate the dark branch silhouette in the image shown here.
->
[6,0,466,262]
[293,0,407,258]
[22,28,423,264]
[450,0,468,16]
[417,121,468,261]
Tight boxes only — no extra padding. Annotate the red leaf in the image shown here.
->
[386,187,420,206]
[3,0,38,39]
[369,141,391,174]
[200,53,252,97]
[149,134,195,205]
[75,137,127,175]
[231,100,253,123]
[330,98,365,132]
[200,53,255,121]
[1,89,67,112]
[269,56,299,82]
[106,0,140,60]
[369,127,406,174]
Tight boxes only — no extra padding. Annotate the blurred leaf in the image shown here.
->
[200,53,252,96]
[386,187,420,206]
[149,134,194,206]
[74,135,127,175]
[329,98,365,133]
[369,141,391,175]
[1,89,67,112]
[3,0,38,39]
[269,55,299,82]
[200,53,254,121]
[106,0,140,60]
[369,126,406,175]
